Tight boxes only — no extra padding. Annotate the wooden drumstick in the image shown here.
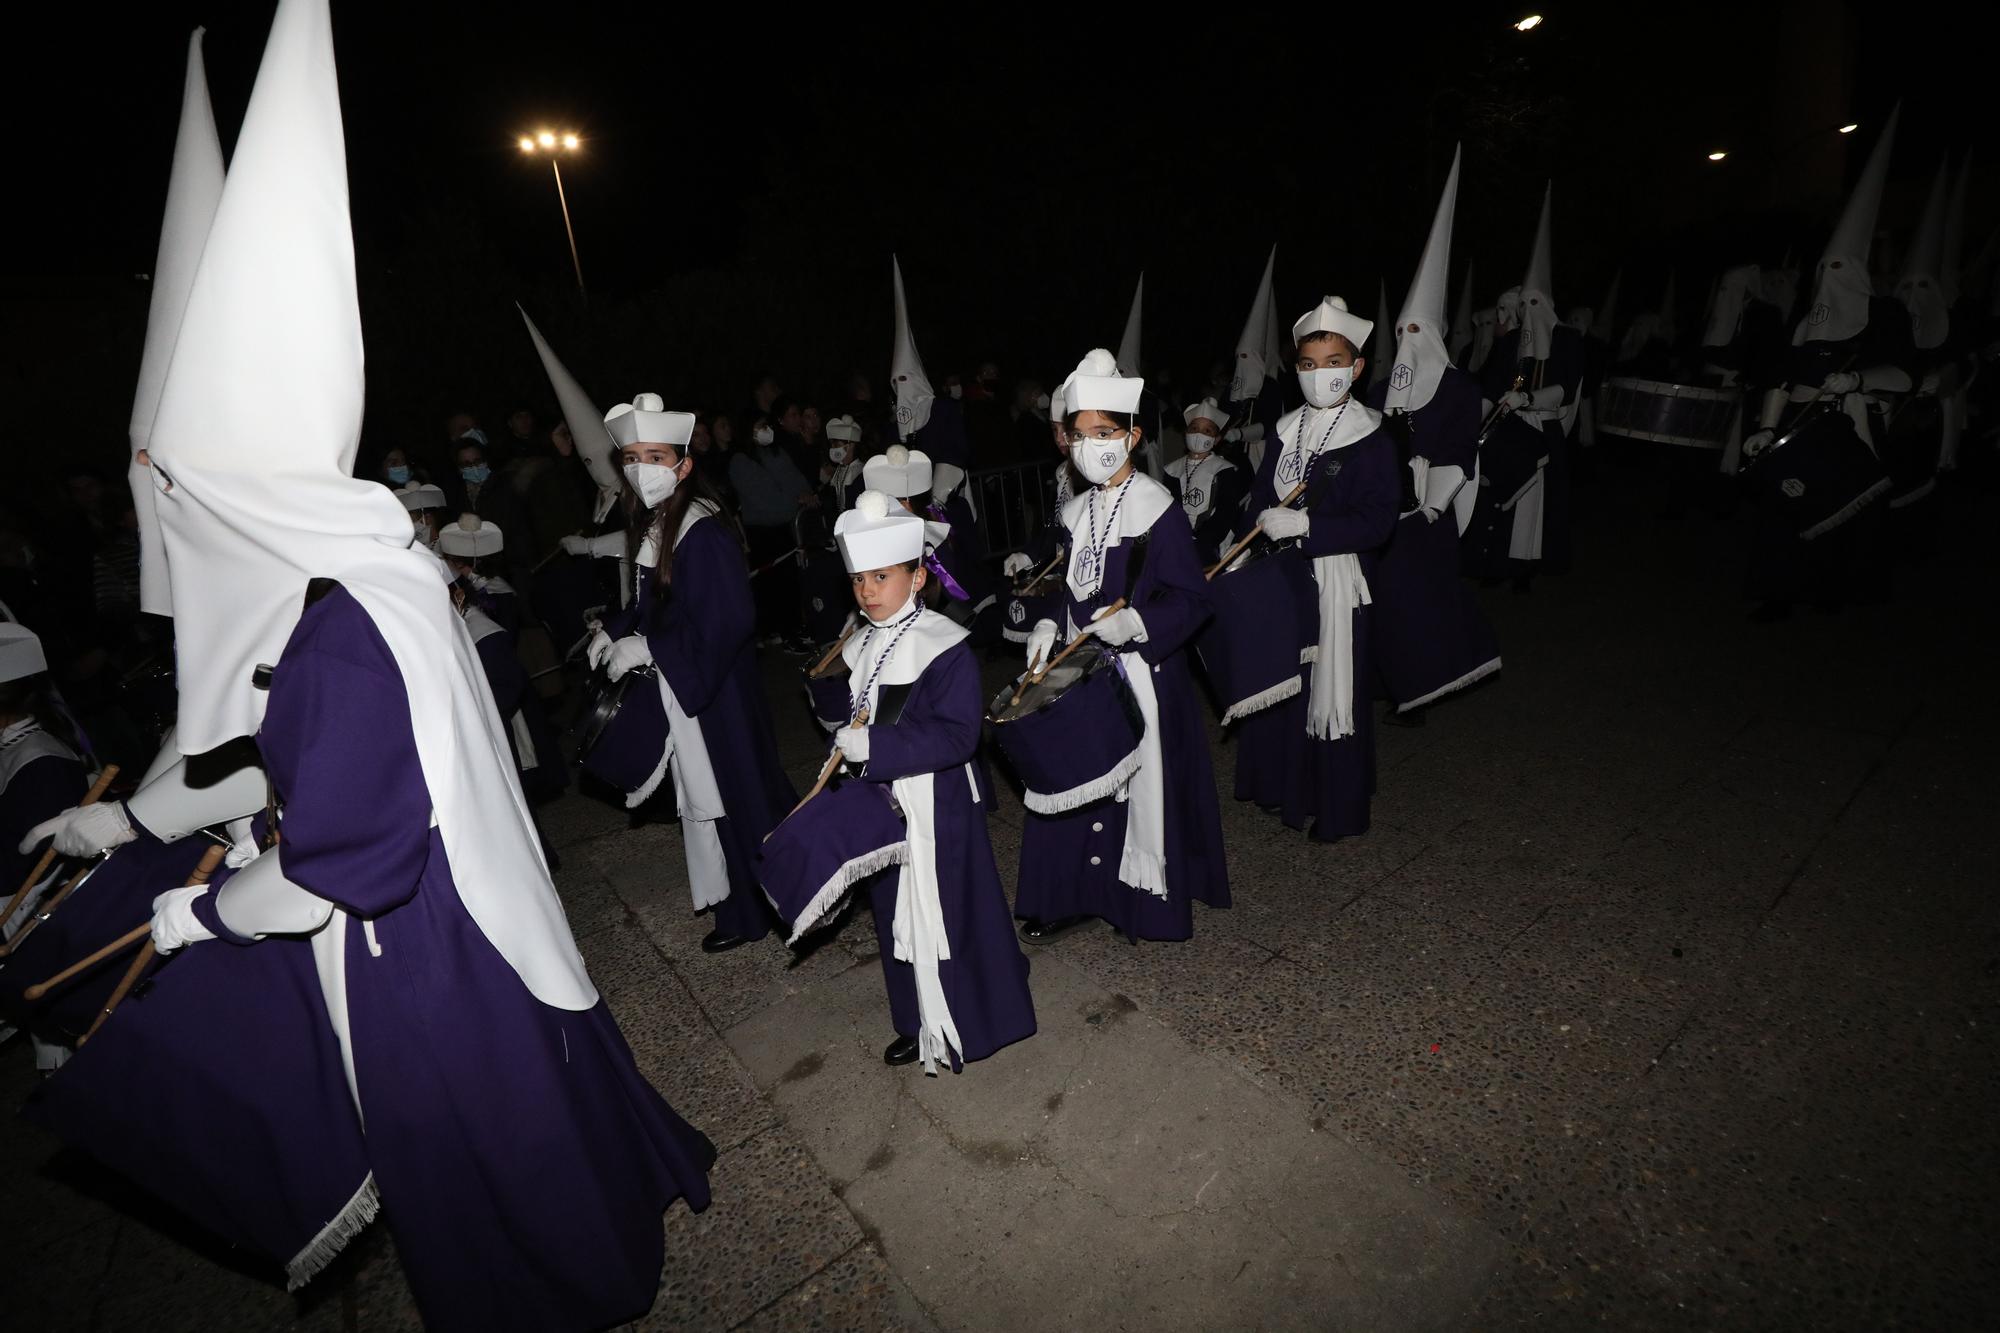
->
[0,859,99,958]
[1009,598,1129,709]
[79,844,227,1045]
[807,618,861,680]
[1,764,119,934]
[25,844,226,1007]
[770,706,871,833]
[1013,548,1065,597]
[1205,484,1308,580]
[533,529,587,574]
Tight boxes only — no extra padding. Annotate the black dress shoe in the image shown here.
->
[883,1035,919,1066]
[1018,915,1089,945]
[700,928,748,954]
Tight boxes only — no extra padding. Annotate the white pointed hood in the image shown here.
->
[1229,245,1278,401]
[1116,273,1144,376]
[1448,260,1475,362]
[890,255,934,440]
[1799,104,1899,345]
[1518,182,1558,360]
[1386,146,1459,413]
[1895,160,1950,350]
[129,29,225,618]
[145,0,594,1009]
[1942,151,1972,306]
[519,305,622,498]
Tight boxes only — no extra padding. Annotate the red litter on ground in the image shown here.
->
[1430,1043,1441,1054]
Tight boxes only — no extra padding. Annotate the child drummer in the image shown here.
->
[828,491,1036,1071]
[1014,350,1230,944]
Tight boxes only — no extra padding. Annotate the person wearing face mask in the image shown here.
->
[1165,398,1249,558]
[1462,185,1584,591]
[588,395,795,953]
[1739,112,1910,620]
[377,446,427,491]
[728,410,818,649]
[1014,350,1228,944]
[394,480,448,552]
[1361,151,1502,726]
[1225,298,1399,841]
[812,492,1036,1071]
[864,446,999,647]
[438,512,519,633]
[796,415,870,649]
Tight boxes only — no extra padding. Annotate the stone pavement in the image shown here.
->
[3,461,1994,1330]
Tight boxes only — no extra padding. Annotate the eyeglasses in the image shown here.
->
[1060,426,1130,445]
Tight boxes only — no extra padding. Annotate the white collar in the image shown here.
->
[1275,399,1382,454]
[1167,452,1233,477]
[637,498,717,569]
[841,606,968,710]
[1061,473,1174,600]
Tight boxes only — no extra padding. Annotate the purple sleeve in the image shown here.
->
[260,594,433,918]
[1232,440,1283,541]
[860,644,982,782]
[1425,374,1484,473]
[1302,437,1399,559]
[1131,503,1213,664]
[647,519,755,716]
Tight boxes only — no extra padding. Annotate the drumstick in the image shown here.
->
[1205,483,1309,580]
[1,764,119,934]
[24,844,225,1005]
[1009,598,1129,708]
[769,705,871,833]
[532,533,583,574]
[1475,374,1528,446]
[0,859,99,958]
[78,844,227,1045]
[807,618,860,680]
[1013,548,1065,596]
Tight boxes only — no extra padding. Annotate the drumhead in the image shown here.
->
[989,656,1098,724]
[576,667,644,757]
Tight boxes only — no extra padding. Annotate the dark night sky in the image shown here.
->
[4,1,1987,465]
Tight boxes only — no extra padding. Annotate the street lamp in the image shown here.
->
[519,129,586,300]
[1707,150,1728,162]
[1513,14,1543,31]
[1838,123,1859,134]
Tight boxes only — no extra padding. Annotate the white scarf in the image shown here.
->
[842,607,974,1072]
[1166,453,1234,522]
[1271,405,1380,740]
[1059,475,1174,897]
[1,718,79,797]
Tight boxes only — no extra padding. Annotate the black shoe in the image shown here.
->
[701,928,748,954]
[1383,707,1427,728]
[1018,915,1089,944]
[883,1035,919,1066]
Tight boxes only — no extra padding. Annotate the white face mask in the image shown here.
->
[1185,430,1217,454]
[1073,434,1132,485]
[753,426,776,447]
[623,461,679,509]
[828,445,851,464]
[1298,365,1355,409]
[947,384,963,400]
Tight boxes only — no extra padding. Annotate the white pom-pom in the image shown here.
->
[634,391,664,411]
[1076,348,1119,376]
[456,512,480,531]
[885,444,909,466]
[1327,295,1349,311]
[855,490,893,520]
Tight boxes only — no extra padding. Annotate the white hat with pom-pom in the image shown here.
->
[835,489,927,572]
[1059,347,1143,414]
[863,444,933,501]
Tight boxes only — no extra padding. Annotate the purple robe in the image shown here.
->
[1229,421,1399,840]
[1014,501,1230,940]
[1462,326,1583,579]
[1364,368,1502,710]
[604,517,796,942]
[856,642,1036,1065]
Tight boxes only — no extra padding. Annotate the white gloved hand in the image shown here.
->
[584,629,614,670]
[1420,506,1442,524]
[1500,388,1533,410]
[1088,606,1147,646]
[1024,619,1059,673]
[605,634,653,681]
[1002,552,1034,578]
[1258,506,1310,541]
[561,534,591,556]
[1821,371,1861,394]
[834,726,870,764]
[150,886,216,955]
[1741,428,1777,460]
[19,800,135,857]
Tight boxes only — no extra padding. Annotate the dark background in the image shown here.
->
[2,0,1986,483]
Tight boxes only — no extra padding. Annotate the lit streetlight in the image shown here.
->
[1707,150,1728,162]
[520,129,587,299]
[1513,14,1543,31]
[1838,123,1859,134]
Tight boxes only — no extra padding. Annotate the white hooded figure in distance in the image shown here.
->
[23,5,716,1326]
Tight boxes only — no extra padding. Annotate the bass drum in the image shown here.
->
[573,664,668,794]
[1597,377,1742,450]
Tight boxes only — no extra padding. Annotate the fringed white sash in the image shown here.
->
[1306,553,1370,740]
[1114,652,1169,898]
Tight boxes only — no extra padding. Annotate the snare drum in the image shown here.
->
[574,665,667,792]
[758,781,908,945]
[1195,542,1311,724]
[1001,585,1062,644]
[1597,377,1742,450]
[986,643,1145,814]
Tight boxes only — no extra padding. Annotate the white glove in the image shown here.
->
[1742,428,1777,460]
[584,629,614,670]
[1024,619,1059,673]
[1258,506,1310,541]
[1500,388,1533,410]
[1002,552,1034,578]
[1821,371,1861,394]
[561,534,591,556]
[605,634,653,681]
[20,800,135,857]
[1420,506,1442,524]
[834,726,870,764]
[575,531,626,558]
[150,886,216,955]
[1088,606,1147,646]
